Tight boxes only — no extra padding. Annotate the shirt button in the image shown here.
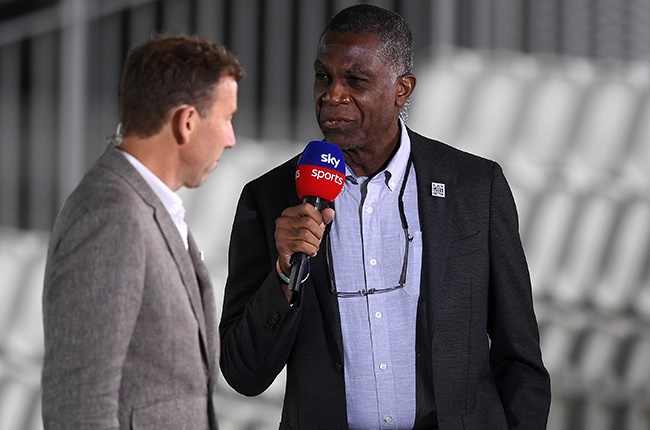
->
[384,415,392,423]
[366,206,373,214]
[375,311,382,318]
[379,363,387,370]
[370,258,377,266]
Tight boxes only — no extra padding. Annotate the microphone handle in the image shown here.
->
[288,253,309,292]
[303,195,324,211]
[288,196,323,292]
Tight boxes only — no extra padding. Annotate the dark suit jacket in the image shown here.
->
[42,145,219,429]
[220,129,551,429]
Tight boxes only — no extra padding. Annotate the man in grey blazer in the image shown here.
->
[220,5,551,429]
[42,33,243,429]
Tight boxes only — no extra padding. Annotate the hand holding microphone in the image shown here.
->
[275,140,346,294]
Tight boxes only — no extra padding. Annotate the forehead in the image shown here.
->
[316,32,385,71]
[209,76,238,111]
[214,76,238,97]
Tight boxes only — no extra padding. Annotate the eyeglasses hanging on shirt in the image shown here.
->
[328,157,413,298]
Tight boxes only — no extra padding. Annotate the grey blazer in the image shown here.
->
[42,145,219,429]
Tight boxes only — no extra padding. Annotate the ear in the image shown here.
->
[396,74,416,108]
[171,105,199,146]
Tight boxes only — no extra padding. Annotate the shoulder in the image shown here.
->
[72,163,148,214]
[408,128,496,170]
[51,160,153,242]
[407,128,501,187]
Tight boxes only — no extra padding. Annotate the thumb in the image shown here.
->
[320,207,335,227]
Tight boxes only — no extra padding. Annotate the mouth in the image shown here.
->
[321,117,354,131]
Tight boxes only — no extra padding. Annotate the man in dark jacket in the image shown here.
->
[220,5,551,429]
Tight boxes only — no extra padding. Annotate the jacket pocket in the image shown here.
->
[460,400,508,429]
[447,230,483,258]
[438,399,508,430]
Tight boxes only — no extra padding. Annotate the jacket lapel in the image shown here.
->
[409,130,456,327]
[311,232,345,359]
[409,130,457,425]
[187,232,219,427]
[154,211,209,356]
[98,145,210,360]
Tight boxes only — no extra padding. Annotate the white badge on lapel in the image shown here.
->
[431,182,446,198]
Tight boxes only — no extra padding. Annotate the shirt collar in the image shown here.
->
[118,149,186,223]
[344,119,412,192]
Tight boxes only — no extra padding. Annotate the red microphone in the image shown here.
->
[289,141,346,292]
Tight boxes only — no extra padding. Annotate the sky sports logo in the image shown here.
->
[295,141,346,201]
[319,152,341,169]
[295,166,344,186]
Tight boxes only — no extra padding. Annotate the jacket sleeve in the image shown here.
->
[487,162,552,429]
[41,205,146,429]
[219,180,303,397]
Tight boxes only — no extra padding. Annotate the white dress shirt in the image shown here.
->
[119,150,189,249]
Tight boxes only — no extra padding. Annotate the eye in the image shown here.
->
[347,76,367,88]
[315,72,330,82]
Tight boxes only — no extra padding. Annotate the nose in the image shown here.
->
[322,81,350,105]
[226,124,236,148]
[227,135,236,149]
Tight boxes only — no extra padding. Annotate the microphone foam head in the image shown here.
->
[295,140,346,202]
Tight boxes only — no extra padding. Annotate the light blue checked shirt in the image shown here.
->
[329,120,422,429]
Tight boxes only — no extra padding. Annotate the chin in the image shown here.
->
[186,176,208,189]
[326,138,362,152]
[320,134,346,149]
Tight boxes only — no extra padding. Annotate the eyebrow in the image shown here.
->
[313,59,327,70]
[346,67,372,77]
[313,60,373,77]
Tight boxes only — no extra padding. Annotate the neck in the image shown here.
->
[119,135,181,191]
[344,127,402,178]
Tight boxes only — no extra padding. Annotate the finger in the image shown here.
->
[276,216,322,254]
[320,208,335,226]
[275,205,327,266]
